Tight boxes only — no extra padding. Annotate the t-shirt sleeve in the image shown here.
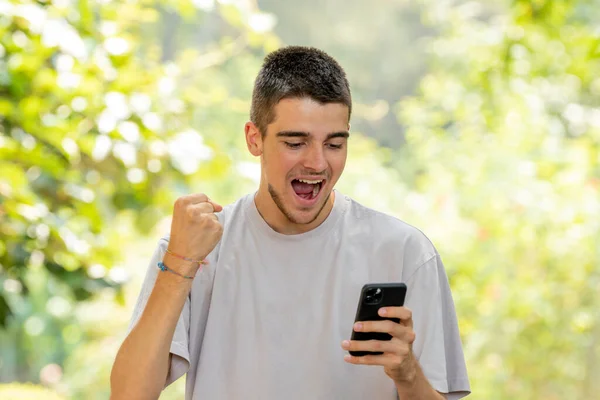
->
[125,237,191,388]
[404,253,471,399]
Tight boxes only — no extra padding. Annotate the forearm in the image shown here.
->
[110,255,194,400]
[395,357,445,400]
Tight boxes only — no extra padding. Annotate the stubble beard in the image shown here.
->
[268,183,331,225]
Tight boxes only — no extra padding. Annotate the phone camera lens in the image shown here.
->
[364,288,383,305]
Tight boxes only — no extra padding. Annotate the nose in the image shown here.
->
[303,144,328,172]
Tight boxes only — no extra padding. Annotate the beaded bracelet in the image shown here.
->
[165,248,209,265]
[157,261,196,280]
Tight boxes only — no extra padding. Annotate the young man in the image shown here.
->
[110,46,470,399]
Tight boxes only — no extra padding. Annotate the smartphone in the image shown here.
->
[349,283,408,356]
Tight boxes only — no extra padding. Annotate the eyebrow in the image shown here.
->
[276,131,350,140]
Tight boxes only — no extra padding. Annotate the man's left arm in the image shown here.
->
[341,253,470,399]
[394,351,447,400]
[341,306,444,400]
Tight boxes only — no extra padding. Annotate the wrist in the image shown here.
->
[165,246,209,264]
[394,355,419,390]
[394,356,442,400]
[162,253,200,276]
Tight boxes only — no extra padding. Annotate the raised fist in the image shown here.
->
[166,193,223,268]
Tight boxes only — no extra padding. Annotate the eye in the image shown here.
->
[285,142,304,149]
[327,143,344,150]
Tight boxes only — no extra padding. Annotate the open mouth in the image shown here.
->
[291,178,325,203]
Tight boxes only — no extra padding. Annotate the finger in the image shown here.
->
[353,320,399,335]
[378,306,413,328]
[353,321,414,343]
[343,353,393,366]
[388,326,416,344]
[187,202,216,219]
[180,193,209,205]
[207,199,223,212]
[341,339,396,354]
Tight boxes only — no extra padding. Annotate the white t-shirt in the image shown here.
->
[128,190,471,399]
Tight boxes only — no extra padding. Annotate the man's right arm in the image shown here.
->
[110,254,194,400]
[110,193,224,400]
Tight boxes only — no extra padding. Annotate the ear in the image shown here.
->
[245,121,263,157]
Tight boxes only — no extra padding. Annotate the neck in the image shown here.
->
[253,184,336,235]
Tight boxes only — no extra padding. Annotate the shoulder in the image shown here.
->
[215,193,252,227]
[343,195,439,267]
[344,196,433,245]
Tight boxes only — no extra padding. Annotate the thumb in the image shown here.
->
[208,199,223,213]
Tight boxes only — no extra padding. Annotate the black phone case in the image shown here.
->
[349,283,407,356]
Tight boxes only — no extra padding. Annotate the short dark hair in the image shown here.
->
[250,46,352,136]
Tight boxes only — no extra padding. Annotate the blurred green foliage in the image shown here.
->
[0,0,278,391]
[258,0,433,148]
[395,0,600,398]
[0,0,599,399]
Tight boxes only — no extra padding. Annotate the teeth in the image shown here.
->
[298,179,323,184]
[312,184,320,197]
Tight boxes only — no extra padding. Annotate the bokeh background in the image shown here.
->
[1,0,599,398]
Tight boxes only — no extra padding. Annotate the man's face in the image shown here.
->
[253,97,349,226]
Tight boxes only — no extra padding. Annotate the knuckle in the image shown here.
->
[408,331,416,343]
[174,196,188,208]
[194,193,208,202]
[398,344,409,357]
[186,206,200,219]
[209,218,222,230]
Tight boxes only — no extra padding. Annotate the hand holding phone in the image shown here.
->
[348,283,407,357]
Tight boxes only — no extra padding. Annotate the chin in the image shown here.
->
[287,208,325,225]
